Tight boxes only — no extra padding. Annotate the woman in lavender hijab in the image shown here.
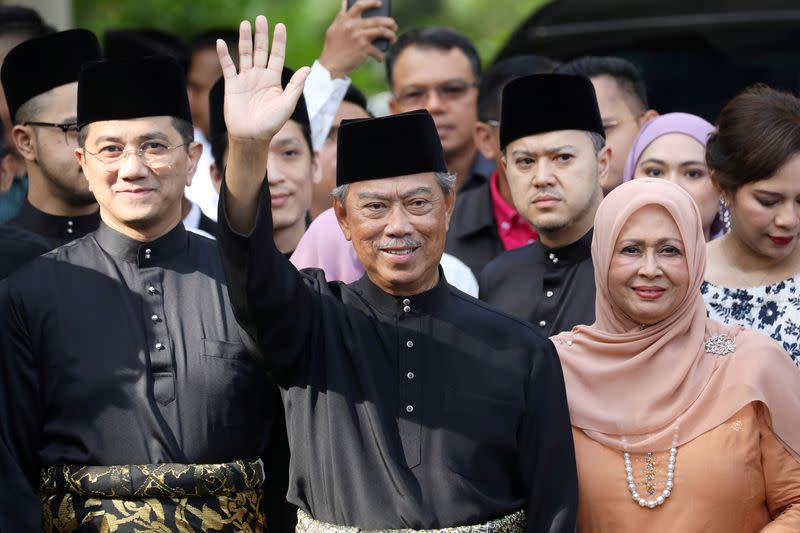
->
[622,112,725,241]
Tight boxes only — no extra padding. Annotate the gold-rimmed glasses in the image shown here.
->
[83,141,189,171]
[395,80,478,108]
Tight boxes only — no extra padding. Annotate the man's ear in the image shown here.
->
[184,141,203,187]
[12,124,37,162]
[444,185,456,232]
[597,145,612,184]
[333,197,351,241]
[639,109,659,127]
[474,121,497,161]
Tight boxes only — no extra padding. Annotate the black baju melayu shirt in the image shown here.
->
[0,221,290,531]
[0,223,49,279]
[8,199,100,248]
[479,229,595,336]
[217,183,577,532]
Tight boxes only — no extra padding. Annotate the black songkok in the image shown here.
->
[1,29,101,123]
[208,68,310,141]
[499,73,604,150]
[77,56,191,127]
[103,29,188,69]
[336,109,447,186]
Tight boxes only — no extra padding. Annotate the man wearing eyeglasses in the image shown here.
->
[0,56,293,531]
[386,27,494,193]
[0,29,102,247]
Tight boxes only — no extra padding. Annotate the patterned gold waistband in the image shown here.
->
[296,509,525,533]
[39,458,264,498]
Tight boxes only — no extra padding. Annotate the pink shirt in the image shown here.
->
[489,171,537,250]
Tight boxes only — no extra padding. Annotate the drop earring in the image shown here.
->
[719,196,731,233]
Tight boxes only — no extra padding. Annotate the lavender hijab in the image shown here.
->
[621,112,723,238]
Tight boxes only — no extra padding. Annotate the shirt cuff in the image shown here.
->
[305,60,351,150]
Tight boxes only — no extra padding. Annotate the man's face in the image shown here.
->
[187,47,222,138]
[22,82,94,206]
[389,46,478,158]
[76,116,201,234]
[503,129,605,235]
[334,172,455,296]
[591,74,643,194]
[315,100,370,218]
[266,120,318,232]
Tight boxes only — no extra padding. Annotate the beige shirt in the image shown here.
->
[573,402,800,532]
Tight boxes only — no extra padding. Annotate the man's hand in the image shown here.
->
[216,17,310,233]
[319,0,398,79]
[217,17,311,142]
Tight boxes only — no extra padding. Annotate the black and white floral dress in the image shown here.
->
[701,278,800,367]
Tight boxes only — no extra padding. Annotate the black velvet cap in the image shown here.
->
[208,67,310,141]
[77,56,191,127]
[1,29,101,122]
[499,73,604,150]
[336,109,447,186]
[104,29,188,70]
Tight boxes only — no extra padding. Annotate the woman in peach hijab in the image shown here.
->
[552,178,800,532]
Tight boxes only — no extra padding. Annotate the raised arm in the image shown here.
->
[216,18,317,374]
[217,17,310,234]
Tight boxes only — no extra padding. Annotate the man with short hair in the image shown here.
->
[446,54,555,277]
[0,55,291,531]
[386,26,493,191]
[557,56,657,194]
[217,18,577,532]
[480,74,609,335]
[0,6,49,222]
[1,29,102,247]
[208,70,319,256]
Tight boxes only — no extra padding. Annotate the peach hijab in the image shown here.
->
[552,178,800,458]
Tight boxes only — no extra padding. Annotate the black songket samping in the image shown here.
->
[217,110,578,532]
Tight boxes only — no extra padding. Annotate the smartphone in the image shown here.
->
[347,0,392,52]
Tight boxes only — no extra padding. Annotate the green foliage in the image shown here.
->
[74,0,548,94]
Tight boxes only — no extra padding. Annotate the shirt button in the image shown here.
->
[155,342,164,350]
[539,320,547,327]
[501,221,511,231]
[546,290,554,298]
[151,314,159,322]
[402,298,410,305]
[144,248,152,259]
[66,228,73,234]
[403,306,411,313]
[406,340,414,348]
[147,286,156,294]
[406,405,414,413]
[67,220,74,226]
[407,372,415,380]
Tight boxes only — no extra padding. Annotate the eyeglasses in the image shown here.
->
[24,121,79,145]
[602,115,640,134]
[395,80,478,108]
[83,141,188,171]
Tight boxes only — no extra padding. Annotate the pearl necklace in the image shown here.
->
[624,447,677,508]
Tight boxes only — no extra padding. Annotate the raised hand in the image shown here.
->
[216,16,310,142]
[319,0,398,79]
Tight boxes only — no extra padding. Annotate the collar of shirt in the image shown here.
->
[11,199,100,243]
[536,227,594,268]
[489,171,538,250]
[94,220,189,266]
[350,267,450,318]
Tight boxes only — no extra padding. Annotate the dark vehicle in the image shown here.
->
[496,0,800,120]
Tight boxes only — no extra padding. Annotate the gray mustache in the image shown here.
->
[377,238,424,250]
